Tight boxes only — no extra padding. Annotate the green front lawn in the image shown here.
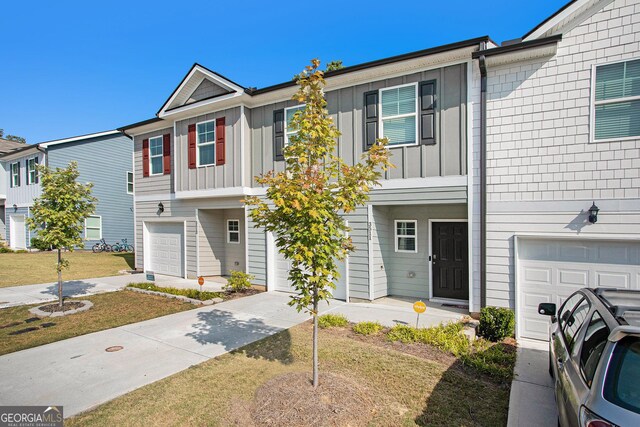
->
[0,251,134,288]
[0,291,193,356]
[68,322,515,426]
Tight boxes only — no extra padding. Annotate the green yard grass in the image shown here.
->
[0,291,192,355]
[68,322,514,426]
[0,251,134,288]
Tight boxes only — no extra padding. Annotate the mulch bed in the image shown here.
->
[224,288,261,301]
[38,301,85,313]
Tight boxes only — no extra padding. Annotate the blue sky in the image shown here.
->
[2,0,568,143]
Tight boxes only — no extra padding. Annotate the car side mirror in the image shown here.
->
[538,303,557,316]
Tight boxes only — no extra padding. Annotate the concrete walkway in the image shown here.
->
[0,292,342,418]
[0,274,223,308]
[507,338,558,427]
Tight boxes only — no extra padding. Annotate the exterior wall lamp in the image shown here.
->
[13,204,17,212]
[157,202,165,214]
[588,202,599,224]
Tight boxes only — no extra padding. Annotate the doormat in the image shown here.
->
[441,304,468,309]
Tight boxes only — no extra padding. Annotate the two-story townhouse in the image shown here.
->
[121,36,488,308]
[472,0,640,339]
[1,131,134,250]
[0,138,29,242]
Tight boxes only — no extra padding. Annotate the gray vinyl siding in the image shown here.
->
[135,197,244,277]
[383,204,467,299]
[47,133,133,248]
[133,127,174,196]
[187,79,229,104]
[368,186,467,205]
[4,152,43,206]
[0,161,6,198]
[0,206,4,240]
[248,63,468,186]
[247,212,267,285]
[174,107,242,191]
[371,207,390,298]
[345,206,370,300]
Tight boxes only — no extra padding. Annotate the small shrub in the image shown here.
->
[127,283,223,301]
[386,325,419,343]
[318,313,349,329]
[352,321,384,336]
[224,270,254,293]
[14,249,28,254]
[416,322,469,356]
[0,247,14,254]
[478,307,515,342]
[30,237,51,251]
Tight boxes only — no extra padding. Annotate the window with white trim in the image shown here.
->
[149,136,164,175]
[127,171,134,194]
[85,215,102,240]
[196,120,215,166]
[10,162,20,187]
[227,219,240,244]
[395,220,417,253]
[592,58,640,141]
[27,157,37,185]
[380,83,418,146]
[285,105,304,145]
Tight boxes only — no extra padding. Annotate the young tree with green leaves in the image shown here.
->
[27,162,97,308]
[246,59,391,388]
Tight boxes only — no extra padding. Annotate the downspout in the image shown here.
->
[479,54,487,309]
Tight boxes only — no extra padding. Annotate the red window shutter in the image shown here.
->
[216,117,225,166]
[163,133,171,175]
[188,124,197,169]
[142,138,149,177]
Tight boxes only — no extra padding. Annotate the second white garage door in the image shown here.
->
[517,237,640,340]
[147,222,184,278]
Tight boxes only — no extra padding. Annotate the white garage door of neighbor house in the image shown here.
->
[148,223,184,278]
[10,215,26,250]
[518,238,640,341]
[273,246,347,300]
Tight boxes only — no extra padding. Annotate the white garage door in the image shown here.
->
[147,223,184,278]
[273,245,347,300]
[518,238,640,340]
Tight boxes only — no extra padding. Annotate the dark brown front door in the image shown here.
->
[432,222,469,300]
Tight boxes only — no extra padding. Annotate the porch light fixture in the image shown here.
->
[13,204,17,212]
[157,202,164,214]
[588,202,599,224]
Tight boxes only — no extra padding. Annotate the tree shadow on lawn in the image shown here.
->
[41,280,98,298]
[186,309,293,364]
[112,253,135,270]
[415,343,515,426]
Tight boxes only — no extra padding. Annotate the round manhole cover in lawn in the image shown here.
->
[105,346,124,352]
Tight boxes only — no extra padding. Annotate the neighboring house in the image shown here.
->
[120,0,639,341]
[0,138,28,241]
[0,131,134,250]
[474,0,640,340]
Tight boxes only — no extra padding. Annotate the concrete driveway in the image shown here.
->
[507,338,558,426]
[0,292,342,418]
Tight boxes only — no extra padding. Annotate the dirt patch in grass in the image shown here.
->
[0,252,134,288]
[68,320,513,427]
[0,291,193,355]
[37,301,86,313]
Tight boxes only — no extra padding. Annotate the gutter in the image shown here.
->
[479,54,487,309]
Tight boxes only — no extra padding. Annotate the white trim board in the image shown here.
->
[39,130,121,148]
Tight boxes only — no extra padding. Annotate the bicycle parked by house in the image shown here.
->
[112,238,134,253]
[92,238,112,253]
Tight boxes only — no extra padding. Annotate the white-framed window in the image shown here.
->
[196,120,215,166]
[127,171,134,194]
[227,219,240,244]
[149,136,164,175]
[285,104,305,145]
[394,220,417,253]
[379,83,418,146]
[591,58,640,142]
[27,157,37,185]
[10,162,20,187]
[85,215,102,240]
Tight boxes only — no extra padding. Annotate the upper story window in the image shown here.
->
[10,162,20,187]
[380,83,418,146]
[395,220,417,253]
[227,219,240,243]
[127,171,134,194]
[592,58,640,142]
[285,105,304,146]
[197,120,215,166]
[27,157,38,185]
[149,136,164,175]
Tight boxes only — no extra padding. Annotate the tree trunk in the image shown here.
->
[312,289,319,389]
[57,248,63,308]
